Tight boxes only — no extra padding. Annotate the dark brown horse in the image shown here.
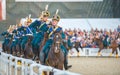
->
[45,33,64,75]
[24,34,34,59]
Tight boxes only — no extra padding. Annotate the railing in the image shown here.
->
[0,51,80,75]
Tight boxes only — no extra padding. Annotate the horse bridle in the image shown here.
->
[54,34,61,54]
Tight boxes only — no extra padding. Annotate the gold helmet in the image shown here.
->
[7,25,12,31]
[26,14,32,23]
[16,19,22,27]
[40,5,50,18]
[42,11,50,17]
[8,25,14,32]
[52,9,60,21]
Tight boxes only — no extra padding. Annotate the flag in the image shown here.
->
[0,0,6,20]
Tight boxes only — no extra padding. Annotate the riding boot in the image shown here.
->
[64,56,72,70]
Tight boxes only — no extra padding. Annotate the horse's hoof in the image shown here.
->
[77,52,80,57]
[109,53,112,56]
[116,54,119,58]
[97,52,101,56]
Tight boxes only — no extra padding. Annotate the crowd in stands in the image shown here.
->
[64,25,120,48]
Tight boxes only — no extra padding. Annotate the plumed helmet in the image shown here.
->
[52,9,60,21]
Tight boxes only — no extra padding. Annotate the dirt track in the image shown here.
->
[68,57,120,75]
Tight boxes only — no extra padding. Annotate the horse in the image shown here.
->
[24,34,34,59]
[63,38,83,57]
[93,37,104,56]
[74,41,83,56]
[44,33,64,75]
[93,37,119,58]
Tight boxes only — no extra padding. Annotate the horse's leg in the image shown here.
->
[32,46,38,61]
[14,46,17,56]
[57,63,64,70]
[109,49,114,56]
[43,71,47,75]
[32,55,36,61]
[35,46,40,61]
[23,48,26,58]
[19,44,22,55]
[118,44,120,51]
[13,46,16,56]
[115,49,119,58]
[79,43,83,51]
[16,45,20,57]
[75,47,80,57]
[49,72,54,75]
[97,48,102,56]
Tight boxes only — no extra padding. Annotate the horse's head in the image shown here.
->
[53,33,62,54]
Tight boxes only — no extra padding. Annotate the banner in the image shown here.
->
[0,0,6,20]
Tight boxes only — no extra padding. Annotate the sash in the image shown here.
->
[48,26,59,38]
[27,27,33,35]
[39,22,45,29]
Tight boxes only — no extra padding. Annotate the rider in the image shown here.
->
[40,9,72,70]
[103,32,110,48]
[31,5,50,54]
[10,25,19,54]
[1,25,13,52]
[20,16,33,51]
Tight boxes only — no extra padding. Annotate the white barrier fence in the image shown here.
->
[0,51,80,75]
[1,48,119,75]
[69,48,120,57]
